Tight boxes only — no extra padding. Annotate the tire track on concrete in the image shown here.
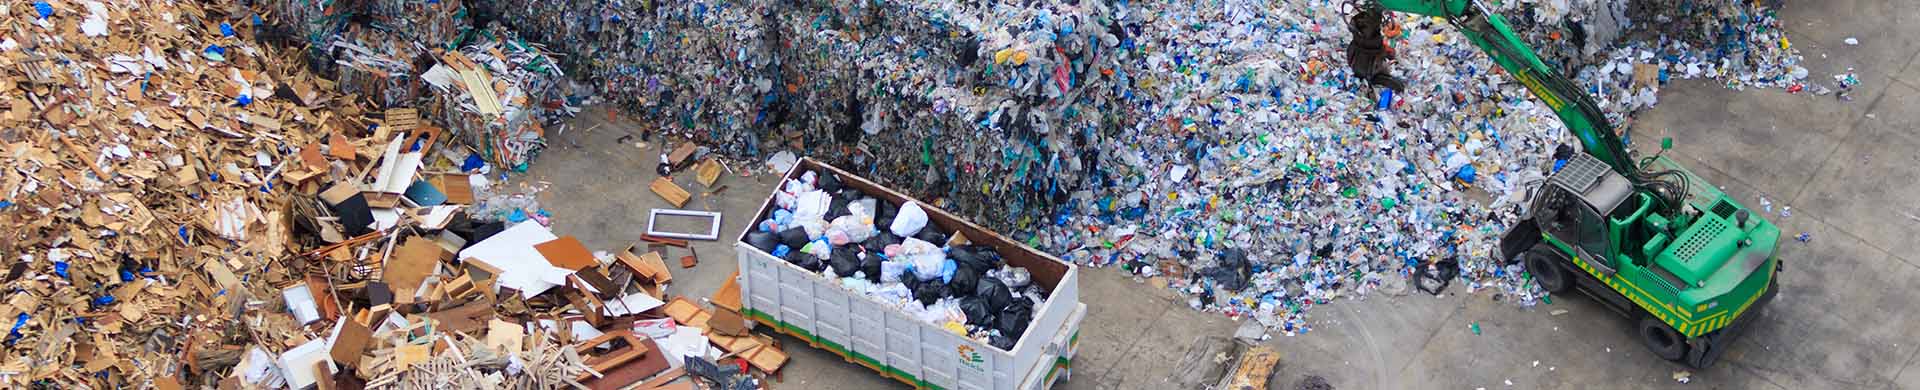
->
[1329,304,1391,389]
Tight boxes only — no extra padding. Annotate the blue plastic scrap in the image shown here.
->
[5,313,27,345]
[203,44,227,61]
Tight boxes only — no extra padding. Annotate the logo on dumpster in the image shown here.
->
[957,345,985,368]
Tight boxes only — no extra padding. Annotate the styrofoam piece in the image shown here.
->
[457,220,574,298]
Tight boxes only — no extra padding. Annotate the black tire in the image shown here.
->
[1521,248,1570,294]
[1639,316,1687,361]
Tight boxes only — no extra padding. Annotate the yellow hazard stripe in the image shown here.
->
[1564,252,1695,331]
[1545,235,1762,338]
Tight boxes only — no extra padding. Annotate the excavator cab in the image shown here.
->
[1366,0,1778,369]
[1531,153,1634,272]
[1512,152,1778,368]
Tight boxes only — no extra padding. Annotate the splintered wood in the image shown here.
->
[0,1,794,388]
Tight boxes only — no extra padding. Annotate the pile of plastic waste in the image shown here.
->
[457,0,1825,331]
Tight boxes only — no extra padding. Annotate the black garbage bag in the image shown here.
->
[859,251,884,283]
[830,249,860,277]
[1415,256,1462,296]
[746,231,780,253]
[466,221,506,248]
[900,269,922,290]
[977,276,1013,312]
[1202,248,1252,292]
[948,246,984,269]
[863,231,901,249]
[914,228,948,246]
[778,227,811,250]
[877,200,899,220]
[913,279,949,306]
[988,334,1015,351]
[956,36,981,66]
[995,303,1033,339]
[949,263,982,295]
[784,250,824,272]
[949,245,1002,270]
[959,296,995,327]
[816,171,843,193]
[827,195,852,220]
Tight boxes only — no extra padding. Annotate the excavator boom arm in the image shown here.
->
[1373,0,1638,177]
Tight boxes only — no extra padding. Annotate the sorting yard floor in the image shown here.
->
[523,2,1920,389]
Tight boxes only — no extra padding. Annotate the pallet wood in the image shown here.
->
[650,177,691,207]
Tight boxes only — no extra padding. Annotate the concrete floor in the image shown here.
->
[521,2,1920,389]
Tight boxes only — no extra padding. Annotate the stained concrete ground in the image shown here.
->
[521,3,1920,389]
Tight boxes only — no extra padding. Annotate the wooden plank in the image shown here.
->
[639,235,689,248]
[662,297,703,324]
[384,108,420,131]
[668,143,697,166]
[710,272,742,313]
[534,236,597,271]
[634,367,685,389]
[616,250,672,284]
[743,339,788,373]
[435,174,475,204]
[649,177,690,207]
[1224,346,1281,389]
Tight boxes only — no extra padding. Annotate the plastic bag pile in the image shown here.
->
[744,170,1051,351]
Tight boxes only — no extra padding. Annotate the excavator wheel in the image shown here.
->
[1519,247,1570,293]
[1638,316,1688,361]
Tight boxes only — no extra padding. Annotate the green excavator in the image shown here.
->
[1363,0,1781,368]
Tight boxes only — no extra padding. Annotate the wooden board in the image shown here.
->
[662,298,703,324]
[387,238,444,303]
[434,174,475,204]
[650,177,691,207]
[743,341,788,373]
[1632,64,1660,89]
[710,272,742,312]
[1224,346,1281,389]
[616,250,672,284]
[385,108,420,131]
[534,236,597,271]
[668,143,697,166]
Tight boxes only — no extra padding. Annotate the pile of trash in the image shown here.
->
[455,0,1829,332]
[419,25,573,172]
[322,23,430,107]
[744,169,1052,350]
[472,0,784,157]
[255,0,582,171]
[0,1,779,388]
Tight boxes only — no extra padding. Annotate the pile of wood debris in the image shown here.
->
[0,1,777,389]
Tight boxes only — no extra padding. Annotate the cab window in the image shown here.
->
[1535,185,1612,266]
